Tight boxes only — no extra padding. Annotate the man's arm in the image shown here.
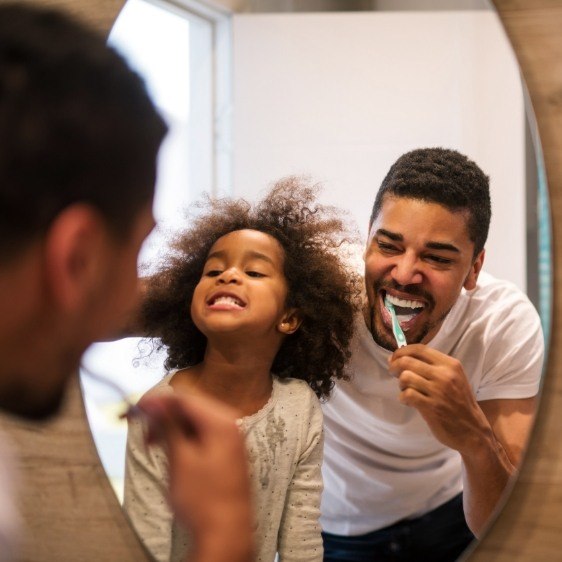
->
[461,396,536,533]
[388,345,537,538]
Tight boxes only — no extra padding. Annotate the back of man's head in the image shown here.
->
[369,148,491,256]
[0,3,167,262]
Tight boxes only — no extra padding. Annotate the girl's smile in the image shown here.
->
[206,291,247,310]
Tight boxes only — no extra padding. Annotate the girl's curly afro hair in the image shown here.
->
[140,176,362,399]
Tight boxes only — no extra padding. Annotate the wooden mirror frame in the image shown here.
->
[0,1,559,560]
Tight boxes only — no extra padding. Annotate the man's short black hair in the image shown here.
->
[370,148,491,256]
[0,3,168,260]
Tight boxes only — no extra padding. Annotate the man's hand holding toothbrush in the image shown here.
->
[388,343,535,538]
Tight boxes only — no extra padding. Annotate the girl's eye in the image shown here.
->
[246,271,265,278]
[205,270,222,277]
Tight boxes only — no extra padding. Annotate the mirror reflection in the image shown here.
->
[80,1,549,561]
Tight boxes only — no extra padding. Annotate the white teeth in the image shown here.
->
[212,296,243,307]
[386,294,424,309]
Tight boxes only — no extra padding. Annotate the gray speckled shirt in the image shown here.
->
[123,373,324,562]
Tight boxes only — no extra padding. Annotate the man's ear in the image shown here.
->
[464,249,485,291]
[277,308,303,335]
[43,204,109,312]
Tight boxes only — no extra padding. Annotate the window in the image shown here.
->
[80,0,231,501]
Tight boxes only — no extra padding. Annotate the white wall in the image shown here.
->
[231,11,526,289]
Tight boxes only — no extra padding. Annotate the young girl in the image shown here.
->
[123,177,361,562]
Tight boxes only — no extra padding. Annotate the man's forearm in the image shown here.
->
[188,494,255,562]
[460,427,517,537]
[189,530,254,562]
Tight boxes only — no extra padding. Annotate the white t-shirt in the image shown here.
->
[320,272,544,536]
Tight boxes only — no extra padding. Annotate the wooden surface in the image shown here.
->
[466,2,562,558]
[0,0,561,560]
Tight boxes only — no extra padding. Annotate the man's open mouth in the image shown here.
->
[384,293,425,324]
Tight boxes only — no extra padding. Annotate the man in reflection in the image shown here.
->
[321,148,544,561]
[0,4,252,562]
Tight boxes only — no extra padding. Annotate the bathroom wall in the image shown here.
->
[231,11,526,289]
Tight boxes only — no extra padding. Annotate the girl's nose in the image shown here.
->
[218,267,241,284]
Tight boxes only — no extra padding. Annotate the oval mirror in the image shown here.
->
[1,0,557,561]
[79,1,550,561]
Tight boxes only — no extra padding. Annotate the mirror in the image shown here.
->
[0,0,559,561]
[77,1,550,561]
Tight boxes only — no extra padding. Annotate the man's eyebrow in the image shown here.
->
[425,241,460,253]
[375,228,403,241]
[375,229,460,253]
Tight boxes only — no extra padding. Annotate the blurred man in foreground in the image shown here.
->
[0,4,253,561]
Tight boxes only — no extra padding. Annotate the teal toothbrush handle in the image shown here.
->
[384,298,407,348]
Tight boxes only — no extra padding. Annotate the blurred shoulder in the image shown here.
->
[139,370,176,400]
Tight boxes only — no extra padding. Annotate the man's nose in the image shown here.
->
[391,254,423,286]
[218,267,241,284]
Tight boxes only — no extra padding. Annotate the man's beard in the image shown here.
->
[366,279,449,351]
[0,324,88,421]
[0,372,69,421]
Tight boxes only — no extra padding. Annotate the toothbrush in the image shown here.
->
[384,296,407,348]
[80,363,144,419]
[80,365,197,437]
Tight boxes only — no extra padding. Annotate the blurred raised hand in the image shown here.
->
[138,392,255,562]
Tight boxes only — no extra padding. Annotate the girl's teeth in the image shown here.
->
[214,296,243,307]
